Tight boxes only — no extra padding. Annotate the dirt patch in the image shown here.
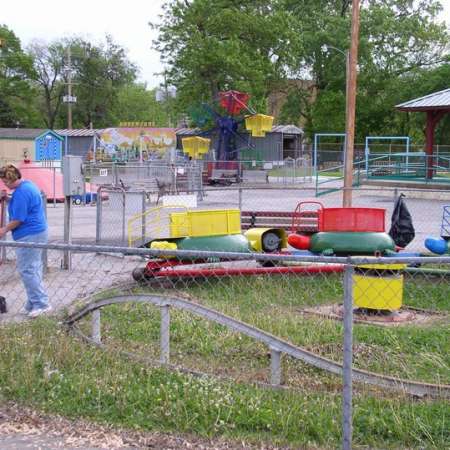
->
[0,402,285,449]
[300,304,447,326]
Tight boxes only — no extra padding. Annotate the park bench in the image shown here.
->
[240,209,319,233]
[242,170,269,183]
[208,169,240,185]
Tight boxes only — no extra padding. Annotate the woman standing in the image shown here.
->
[0,165,51,317]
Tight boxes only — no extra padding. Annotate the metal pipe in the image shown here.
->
[145,264,345,278]
[3,239,450,266]
[342,263,354,450]
[160,304,170,364]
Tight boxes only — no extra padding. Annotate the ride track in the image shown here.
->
[64,292,450,400]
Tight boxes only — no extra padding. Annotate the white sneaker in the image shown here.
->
[28,305,52,318]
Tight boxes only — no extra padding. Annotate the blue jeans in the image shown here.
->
[15,230,49,311]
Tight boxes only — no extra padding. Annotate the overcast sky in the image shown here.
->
[1,0,449,89]
[1,0,166,88]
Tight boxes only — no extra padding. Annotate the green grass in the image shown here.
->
[318,170,343,177]
[0,319,448,449]
[98,274,448,384]
[0,272,449,448]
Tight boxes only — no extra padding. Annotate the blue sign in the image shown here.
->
[35,133,62,161]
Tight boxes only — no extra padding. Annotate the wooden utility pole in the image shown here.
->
[67,47,73,130]
[342,0,360,207]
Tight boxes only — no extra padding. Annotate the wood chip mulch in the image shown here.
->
[0,401,286,449]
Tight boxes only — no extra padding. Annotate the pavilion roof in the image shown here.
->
[396,88,450,112]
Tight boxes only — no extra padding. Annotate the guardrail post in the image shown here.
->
[160,304,170,364]
[91,309,101,344]
[342,263,354,450]
[270,347,282,386]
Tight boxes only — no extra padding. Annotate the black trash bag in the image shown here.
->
[389,194,415,248]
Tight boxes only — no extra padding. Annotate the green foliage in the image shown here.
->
[1,0,449,139]
[114,84,169,126]
[27,40,67,129]
[24,35,139,129]
[0,26,39,127]
[153,0,449,143]
[152,0,301,112]
[67,35,138,128]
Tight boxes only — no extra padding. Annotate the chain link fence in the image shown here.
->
[84,161,204,194]
[2,173,450,448]
[0,239,448,449]
[93,185,450,254]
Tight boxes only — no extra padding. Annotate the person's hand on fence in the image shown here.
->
[0,227,7,238]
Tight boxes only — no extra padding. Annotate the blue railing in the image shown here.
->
[315,160,364,197]
[366,152,450,182]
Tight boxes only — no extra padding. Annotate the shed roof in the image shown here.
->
[271,124,303,134]
[0,128,49,139]
[396,88,450,111]
[56,129,104,137]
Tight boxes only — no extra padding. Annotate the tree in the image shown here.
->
[0,26,38,127]
[151,0,301,114]
[280,0,449,140]
[114,83,169,126]
[27,39,66,129]
[68,35,138,128]
[28,35,138,129]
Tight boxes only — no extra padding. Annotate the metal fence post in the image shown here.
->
[113,163,119,186]
[141,191,146,245]
[393,187,398,205]
[91,309,101,344]
[0,192,7,263]
[122,189,126,246]
[62,196,72,270]
[238,187,243,210]
[160,304,170,364]
[197,162,204,201]
[95,186,103,244]
[53,167,56,208]
[41,192,48,273]
[342,262,354,450]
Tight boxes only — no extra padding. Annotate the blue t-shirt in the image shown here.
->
[8,180,47,240]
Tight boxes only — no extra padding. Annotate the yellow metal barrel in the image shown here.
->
[353,264,406,311]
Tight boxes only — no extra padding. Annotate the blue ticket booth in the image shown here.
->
[34,130,63,162]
